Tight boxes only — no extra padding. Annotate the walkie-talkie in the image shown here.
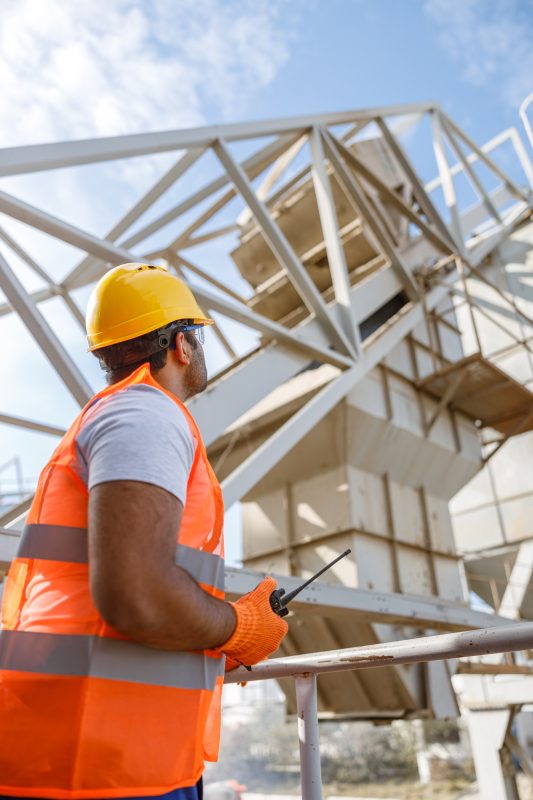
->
[269,548,351,617]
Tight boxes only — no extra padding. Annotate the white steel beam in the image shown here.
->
[116,134,299,250]
[0,528,24,563]
[63,134,301,289]
[326,134,453,255]
[464,710,519,800]
[0,251,92,407]
[322,132,419,300]
[168,252,246,304]
[0,224,56,287]
[213,137,358,358]
[0,286,55,318]
[237,134,308,226]
[191,282,353,369]
[430,111,465,255]
[0,189,133,265]
[440,116,503,224]
[168,187,236,251]
[0,497,33,527]
[376,117,458,253]
[443,112,530,201]
[425,127,533,193]
[224,567,510,631]
[0,413,65,437]
[65,147,205,289]
[0,225,86,331]
[459,675,533,708]
[0,103,436,177]
[499,541,533,620]
[310,127,361,353]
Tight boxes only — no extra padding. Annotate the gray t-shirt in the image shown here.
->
[75,384,196,505]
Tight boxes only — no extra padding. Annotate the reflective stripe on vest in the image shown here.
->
[16,523,225,592]
[0,630,223,690]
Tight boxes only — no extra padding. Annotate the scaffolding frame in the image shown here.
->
[225,621,533,800]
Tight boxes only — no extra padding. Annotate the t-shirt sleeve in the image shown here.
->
[75,385,196,505]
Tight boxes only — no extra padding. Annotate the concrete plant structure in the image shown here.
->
[0,102,532,798]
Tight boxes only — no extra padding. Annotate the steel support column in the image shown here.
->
[0,251,92,406]
[296,674,323,800]
[212,137,358,358]
[309,126,361,353]
[322,131,419,300]
[466,709,520,800]
[499,540,533,619]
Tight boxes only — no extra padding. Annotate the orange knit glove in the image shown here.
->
[224,656,241,672]
[219,577,288,667]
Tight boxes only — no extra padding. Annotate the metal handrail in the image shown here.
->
[225,622,533,800]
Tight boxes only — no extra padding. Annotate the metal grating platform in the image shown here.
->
[418,353,533,437]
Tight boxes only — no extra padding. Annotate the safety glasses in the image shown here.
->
[178,324,205,345]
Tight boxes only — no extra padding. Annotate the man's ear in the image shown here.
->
[173,332,191,365]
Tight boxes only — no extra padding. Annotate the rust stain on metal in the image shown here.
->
[339,654,394,664]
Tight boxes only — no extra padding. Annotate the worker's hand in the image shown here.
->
[219,577,288,667]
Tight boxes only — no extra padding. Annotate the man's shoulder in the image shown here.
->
[85,383,187,424]
[78,383,196,449]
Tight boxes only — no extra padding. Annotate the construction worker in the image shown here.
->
[0,263,288,799]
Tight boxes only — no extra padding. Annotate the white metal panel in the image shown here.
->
[452,504,506,553]
[434,555,467,603]
[242,489,289,558]
[421,396,456,451]
[346,368,388,419]
[412,319,431,347]
[449,465,495,514]
[297,537,356,586]
[497,350,533,385]
[347,466,389,537]
[499,493,533,543]
[292,468,351,543]
[489,432,533,498]
[242,551,291,576]
[384,339,416,381]
[388,373,424,436]
[352,532,395,592]
[397,545,434,596]
[436,322,463,362]
[455,411,483,462]
[425,495,456,553]
[388,482,426,547]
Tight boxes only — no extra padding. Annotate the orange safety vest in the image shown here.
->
[0,364,225,798]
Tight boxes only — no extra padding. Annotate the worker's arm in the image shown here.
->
[89,479,237,650]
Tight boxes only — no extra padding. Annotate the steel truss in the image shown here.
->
[0,102,531,530]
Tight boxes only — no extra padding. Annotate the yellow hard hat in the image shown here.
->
[86,263,213,351]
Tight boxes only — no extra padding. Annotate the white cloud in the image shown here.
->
[0,0,298,484]
[0,0,294,146]
[424,0,533,109]
[0,0,298,275]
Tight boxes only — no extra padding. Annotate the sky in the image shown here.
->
[0,0,532,561]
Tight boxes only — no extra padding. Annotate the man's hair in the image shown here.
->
[92,322,198,385]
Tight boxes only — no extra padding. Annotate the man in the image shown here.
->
[0,263,288,799]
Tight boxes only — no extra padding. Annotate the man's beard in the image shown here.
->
[183,344,208,399]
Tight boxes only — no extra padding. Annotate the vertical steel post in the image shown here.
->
[295,674,323,800]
